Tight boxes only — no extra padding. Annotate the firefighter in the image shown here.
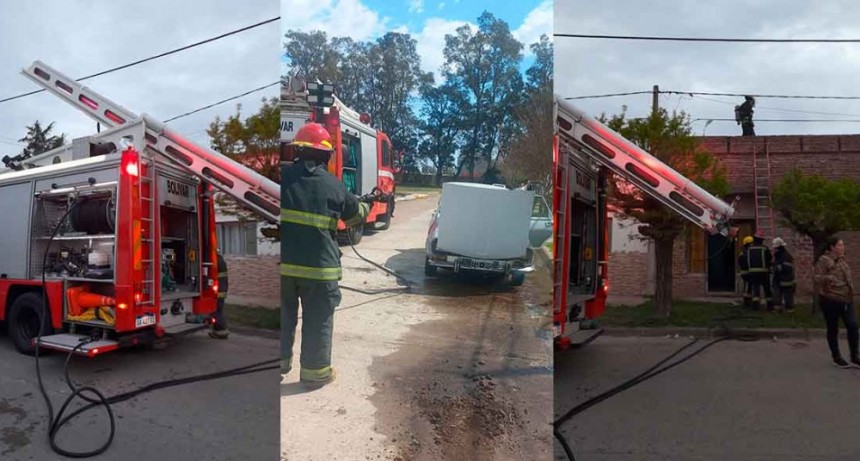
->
[279,123,377,387]
[739,236,754,308]
[747,234,774,311]
[735,95,755,136]
[771,237,796,313]
[209,248,230,339]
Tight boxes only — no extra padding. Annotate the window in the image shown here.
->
[216,221,258,256]
[686,224,706,273]
[531,196,550,218]
[381,139,391,167]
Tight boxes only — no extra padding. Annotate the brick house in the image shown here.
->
[608,134,860,300]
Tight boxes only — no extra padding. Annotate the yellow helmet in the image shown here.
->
[742,236,754,245]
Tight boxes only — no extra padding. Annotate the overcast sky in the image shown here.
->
[555,0,860,136]
[281,0,552,80]
[0,0,279,157]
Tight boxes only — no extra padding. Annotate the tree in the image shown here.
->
[604,108,729,317]
[442,12,524,180]
[207,97,280,240]
[772,170,860,260]
[416,80,466,185]
[19,120,66,157]
[501,36,554,191]
[282,30,342,81]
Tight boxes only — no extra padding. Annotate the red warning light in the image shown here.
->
[79,94,98,110]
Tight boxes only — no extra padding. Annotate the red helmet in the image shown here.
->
[289,123,333,152]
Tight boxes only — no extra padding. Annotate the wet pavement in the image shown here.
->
[280,193,553,460]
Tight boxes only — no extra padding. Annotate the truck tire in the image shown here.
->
[424,257,437,276]
[337,223,364,246]
[376,197,394,231]
[509,272,526,287]
[7,292,52,356]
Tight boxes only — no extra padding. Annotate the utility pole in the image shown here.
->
[652,85,659,115]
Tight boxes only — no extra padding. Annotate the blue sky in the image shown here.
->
[280,0,551,80]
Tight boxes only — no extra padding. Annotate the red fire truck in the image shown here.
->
[280,79,398,244]
[0,61,280,356]
[552,97,738,348]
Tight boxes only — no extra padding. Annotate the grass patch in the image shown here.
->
[600,299,826,329]
[225,304,279,330]
[397,185,441,195]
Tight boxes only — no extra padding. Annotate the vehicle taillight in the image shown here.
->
[118,303,128,310]
[124,161,139,177]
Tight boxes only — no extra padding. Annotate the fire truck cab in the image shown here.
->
[553,97,738,349]
[280,79,398,244]
[0,61,280,357]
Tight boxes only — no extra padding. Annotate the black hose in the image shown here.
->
[345,202,415,290]
[554,319,762,460]
[35,195,279,458]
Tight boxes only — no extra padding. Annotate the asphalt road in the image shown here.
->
[280,193,554,460]
[0,330,279,461]
[555,335,860,461]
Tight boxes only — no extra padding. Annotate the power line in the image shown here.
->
[689,93,860,117]
[554,33,860,43]
[693,118,860,123]
[565,91,652,100]
[565,89,860,100]
[0,16,279,105]
[163,82,278,123]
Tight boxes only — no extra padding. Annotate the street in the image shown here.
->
[280,193,554,461]
[555,335,860,461]
[0,330,279,460]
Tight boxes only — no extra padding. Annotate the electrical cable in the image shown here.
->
[163,81,279,123]
[0,17,279,105]
[554,33,860,43]
[554,316,762,460]
[694,118,860,123]
[565,89,860,101]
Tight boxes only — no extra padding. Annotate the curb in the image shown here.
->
[394,193,430,202]
[230,324,279,340]
[600,326,833,340]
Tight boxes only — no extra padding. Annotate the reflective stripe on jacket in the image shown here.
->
[217,253,228,299]
[280,160,370,281]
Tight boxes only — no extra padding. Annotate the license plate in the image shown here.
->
[135,314,155,328]
[459,258,504,272]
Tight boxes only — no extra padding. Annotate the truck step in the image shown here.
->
[36,333,119,357]
[566,328,604,347]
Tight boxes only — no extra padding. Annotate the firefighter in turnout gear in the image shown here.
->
[280,123,374,387]
[735,95,756,136]
[210,249,230,339]
[746,234,774,310]
[771,237,796,313]
[739,236,754,307]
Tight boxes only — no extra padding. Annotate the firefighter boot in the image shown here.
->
[300,367,336,389]
[280,359,292,383]
[209,328,230,339]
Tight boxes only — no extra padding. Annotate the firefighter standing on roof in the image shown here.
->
[279,123,373,387]
[739,236,754,307]
[746,234,774,310]
[735,95,756,136]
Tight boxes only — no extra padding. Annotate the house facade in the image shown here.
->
[608,134,860,300]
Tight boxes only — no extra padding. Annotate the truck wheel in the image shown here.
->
[424,257,437,276]
[337,223,364,246]
[509,272,526,287]
[7,292,52,356]
[376,197,394,231]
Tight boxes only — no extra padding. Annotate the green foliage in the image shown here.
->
[605,108,730,241]
[19,120,66,157]
[772,169,860,255]
[207,97,280,240]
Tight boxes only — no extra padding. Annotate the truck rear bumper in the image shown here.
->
[426,253,532,274]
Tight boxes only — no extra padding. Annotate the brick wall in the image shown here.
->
[223,255,279,300]
[610,134,860,300]
[607,251,649,295]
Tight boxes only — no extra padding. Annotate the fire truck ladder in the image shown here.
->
[552,137,570,326]
[139,157,156,306]
[555,98,737,236]
[21,61,280,223]
[752,143,776,239]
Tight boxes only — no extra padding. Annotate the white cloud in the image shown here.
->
[413,18,475,79]
[513,0,552,51]
[409,0,424,14]
[280,0,387,41]
[0,0,279,154]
